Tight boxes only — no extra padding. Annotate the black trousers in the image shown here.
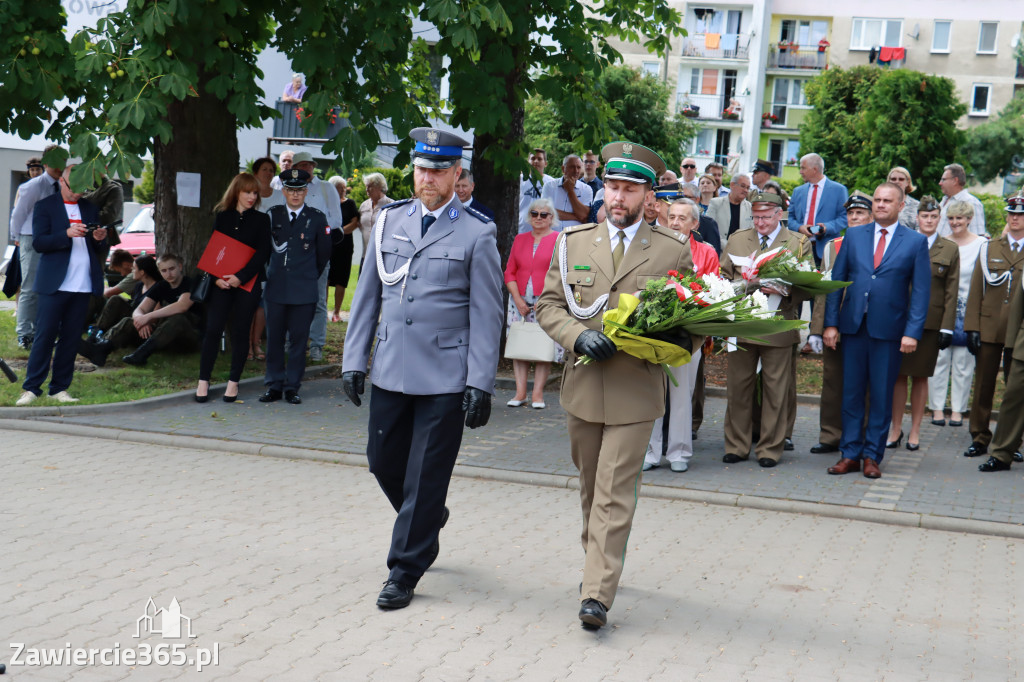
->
[367,386,465,587]
[23,291,91,396]
[264,300,314,392]
[199,284,262,382]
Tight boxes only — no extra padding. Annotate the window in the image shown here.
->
[851,18,903,50]
[773,78,808,106]
[970,84,991,116]
[688,68,720,95]
[978,22,998,54]
[642,61,660,78]
[932,20,951,53]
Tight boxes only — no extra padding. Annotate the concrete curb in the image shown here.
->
[0,364,339,418]
[5,417,1023,541]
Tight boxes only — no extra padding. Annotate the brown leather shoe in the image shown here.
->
[862,458,881,479]
[827,457,860,475]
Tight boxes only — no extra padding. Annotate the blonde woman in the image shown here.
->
[357,173,393,263]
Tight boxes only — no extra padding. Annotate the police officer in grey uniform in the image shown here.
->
[259,169,331,405]
[342,127,504,610]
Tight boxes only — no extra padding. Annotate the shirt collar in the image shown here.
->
[287,203,306,216]
[927,232,938,249]
[421,194,457,220]
[607,218,643,241]
[758,224,783,247]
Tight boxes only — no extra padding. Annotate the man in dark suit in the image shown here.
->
[16,160,108,406]
[454,169,494,221]
[823,182,931,479]
[260,169,331,405]
[342,128,503,611]
[788,152,848,263]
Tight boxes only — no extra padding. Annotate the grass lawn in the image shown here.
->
[0,266,359,407]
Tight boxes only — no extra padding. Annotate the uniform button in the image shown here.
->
[414,253,421,258]
[406,318,412,325]
[393,247,398,252]
[408,295,414,302]
[458,338,463,343]
[871,275,876,280]
[411,273,418,280]
[443,252,448,257]
[611,286,617,292]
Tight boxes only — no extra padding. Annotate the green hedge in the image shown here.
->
[977,193,1007,236]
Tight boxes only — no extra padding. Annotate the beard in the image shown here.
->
[608,201,644,229]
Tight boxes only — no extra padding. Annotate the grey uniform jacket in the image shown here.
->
[342,196,504,396]
[265,205,332,305]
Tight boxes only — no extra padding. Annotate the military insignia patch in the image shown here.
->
[622,143,633,157]
[448,207,459,221]
[325,226,331,235]
[427,130,440,145]
[407,203,416,216]
[291,170,299,178]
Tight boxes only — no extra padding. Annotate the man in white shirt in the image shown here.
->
[704,161,730,197]
[268,150,294,191]
[678,157,698,187]
[9,145,64,349]
[541,154,593,229]
[290,151,341,361]
[937,163,986,237]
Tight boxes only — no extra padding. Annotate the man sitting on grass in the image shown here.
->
[78,253,201,367]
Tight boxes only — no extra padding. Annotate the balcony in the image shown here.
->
[767,43,830,70]
[272,100,347,141]
[676,93,747,123]
[681,33,750,60]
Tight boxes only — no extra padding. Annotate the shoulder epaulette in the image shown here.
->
[463,205,492,223]
[380,198,414,211]
[563,222,599,234]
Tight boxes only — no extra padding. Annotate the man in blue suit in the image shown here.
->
[823,182,931,479]
[16,160,108,406]
[788,153,848,263]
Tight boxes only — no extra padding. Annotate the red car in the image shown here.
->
[116,203,156,260]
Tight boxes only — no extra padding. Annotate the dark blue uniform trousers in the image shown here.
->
[23,291,91,396]
[263,300,315,393]
[367,386,464,587]
[840,325,904,462]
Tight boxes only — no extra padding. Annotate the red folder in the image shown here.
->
[198,231,258,292]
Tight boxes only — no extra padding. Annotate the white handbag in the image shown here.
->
[504,321,557,362]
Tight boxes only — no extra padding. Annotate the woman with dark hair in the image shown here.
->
[91,254,163,335]
[195,173,272,403]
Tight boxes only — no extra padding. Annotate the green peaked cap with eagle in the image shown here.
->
[601,141,665,185]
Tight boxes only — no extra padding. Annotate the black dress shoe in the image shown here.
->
[810,443,839,454]
[258,389,282,403]
[194,393,209,403]
[285,390,302,404]
[906,442,920,451]
[758,458,777,468]
[783,437,794,451]
[376,580,414,609]
[1014,451,1024,463]
[722,454,745,464]
[964,442,987,457]
[885,430,903,449]
[222,393,237,403]
[578,598,608,629]
[978,456,1011,472]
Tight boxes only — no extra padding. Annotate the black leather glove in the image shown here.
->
[342,370,365,407]
[938,332,952,351]
[574,329,617,362]
[649,328,693,353]
[966,331,982,356]
[462,387,491,429]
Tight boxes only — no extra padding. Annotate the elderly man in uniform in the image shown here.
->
[259,169,331,405]
[806,190,872,453]
[964,192,1024,459]
[978,194,1024,472]
[536,141,697,630]
[719,191,810,467]
[342,128,503,610]
[750,159,774,192]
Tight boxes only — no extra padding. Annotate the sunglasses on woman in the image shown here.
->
[530,210,551,218]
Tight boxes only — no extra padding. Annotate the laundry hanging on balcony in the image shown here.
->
[704,33,721,49]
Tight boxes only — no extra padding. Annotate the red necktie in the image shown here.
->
[806,183,819,227]
[874,228,888,269]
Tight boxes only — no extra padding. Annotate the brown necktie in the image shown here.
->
[760,235,768,250]
[612,229,626,272]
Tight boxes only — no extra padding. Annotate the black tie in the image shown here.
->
[53,181,59,195]
[760,235,769,250]
[422,214,436,237]
[289,211,297,226]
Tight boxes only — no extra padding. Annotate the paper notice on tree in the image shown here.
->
[176,172,201,208]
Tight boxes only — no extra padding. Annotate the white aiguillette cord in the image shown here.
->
[559,233,607,319]
[978,240,1013,289]
[373,207,409,287]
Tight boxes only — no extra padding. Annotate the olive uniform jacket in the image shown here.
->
[535,220,696,425]
[964,235,1024,344]
[720,227,810,347]
[922,237,959,332]
[1004,277,1024,360]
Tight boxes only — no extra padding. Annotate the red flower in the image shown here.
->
[689,282,703,293]
[667,269,680,279]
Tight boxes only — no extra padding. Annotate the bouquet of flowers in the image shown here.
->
[736,247,850,297]
[578,270,805,384]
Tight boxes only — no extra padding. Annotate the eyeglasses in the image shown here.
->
[530,210,551,218]
[752,212,780,223]
[681,164,696,169]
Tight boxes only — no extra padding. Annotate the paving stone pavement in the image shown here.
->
[3,428,1023,681]
[24,377,1024,530]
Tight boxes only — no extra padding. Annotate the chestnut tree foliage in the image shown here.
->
[1,0,683,267]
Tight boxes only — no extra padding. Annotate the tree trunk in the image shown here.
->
[153,69,239,274]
